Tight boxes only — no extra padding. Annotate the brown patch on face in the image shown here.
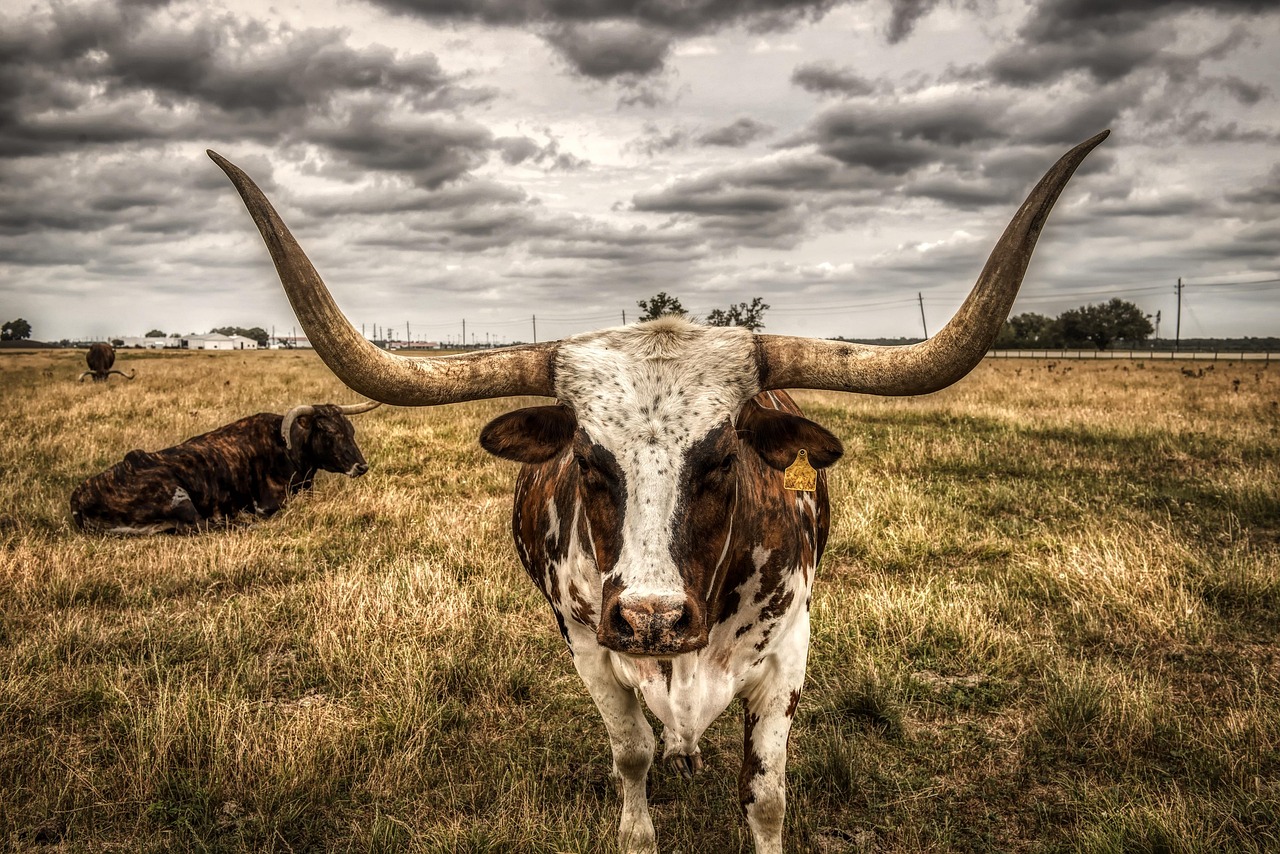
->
[670,421,739,617]
[574,436,625,575]
[711,391,832,635]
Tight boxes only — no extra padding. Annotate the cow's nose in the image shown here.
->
[349,462,368,477]
[616,594,690,639]
[600,592,707,655]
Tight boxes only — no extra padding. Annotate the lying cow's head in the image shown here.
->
[281,401,381,477]
[479,319,844,655]
[208,130,1108,653]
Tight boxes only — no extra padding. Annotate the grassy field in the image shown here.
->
[1,347,1278,853]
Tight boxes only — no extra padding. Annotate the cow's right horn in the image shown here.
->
[281,404,314,450]
[334,400,382,416]
[209,152,557,407]
[756,131,1109,397]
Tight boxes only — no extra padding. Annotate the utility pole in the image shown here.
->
[362,323,365,339]
[532,315,537,343]
[622,310,626,325]
[1175,277,1183,352]
[462,319,466,350]
[1154,310,1161,341]
[406,322,410,345]
[917,292,928,338]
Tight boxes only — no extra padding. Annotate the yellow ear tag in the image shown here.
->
[783,449,817,492]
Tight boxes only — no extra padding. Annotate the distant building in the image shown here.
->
[184,333,258,350]
[119,336,180,349]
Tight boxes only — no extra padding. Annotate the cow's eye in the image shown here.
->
[719,453,737,472]
[576,455,590,474]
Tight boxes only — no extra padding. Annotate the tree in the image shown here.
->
[145,329,165,338]
[1,318,32,341]
[1090,298,1154,348]
[1056,299,1153,350]
[211,326,270,346]
[705,297,770,331]
[995,312,1058,348]
[637,292,686,321]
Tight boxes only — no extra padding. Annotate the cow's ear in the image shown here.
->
[736,400,843,472]
[480,405,577,463]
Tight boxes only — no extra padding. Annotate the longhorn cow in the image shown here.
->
[79,342,135,382]
[71,401,379,534]
[208,130,1108,853]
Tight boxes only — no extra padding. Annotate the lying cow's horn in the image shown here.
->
[280,404,315,450]
[208,152,557,406]
[756,130,1109,395]
[334,400,382,416]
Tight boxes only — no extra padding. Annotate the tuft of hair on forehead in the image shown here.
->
[627,315,716,360]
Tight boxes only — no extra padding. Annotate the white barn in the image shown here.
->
[184,333,258,350]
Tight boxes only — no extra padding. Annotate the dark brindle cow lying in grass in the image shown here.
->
[209,130,1108,852]
[70,401,379,534]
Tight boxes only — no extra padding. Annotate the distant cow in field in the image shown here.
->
[70,401,380,534]
[79,342,135,383]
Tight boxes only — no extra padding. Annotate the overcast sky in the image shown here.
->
[2,0,1278,345]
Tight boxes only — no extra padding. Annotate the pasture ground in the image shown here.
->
[1,348,1278,853]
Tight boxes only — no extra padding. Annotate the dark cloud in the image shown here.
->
[630,152,887,246]
[306,105,494,189]
[543,22,672,79]
[791,61,876,97]
[696,117,775,147]
[365,0,843,35]
[804,98,1008,173]
[496,134,591,170]
[983,0,1275,88]
[362,0,919,82]
[885,0,944,43]
[0,1,481,159]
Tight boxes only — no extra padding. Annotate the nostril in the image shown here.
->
[611,605,635,639]
[671,605,691,635]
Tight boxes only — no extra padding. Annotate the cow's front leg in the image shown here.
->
[572,645,657,854]
[739,630,809,853]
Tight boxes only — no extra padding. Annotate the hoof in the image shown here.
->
[667,751,704,779]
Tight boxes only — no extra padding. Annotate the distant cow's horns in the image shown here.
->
[756,130,1109,396]
[335,400,382,416]
[207,151,558,406]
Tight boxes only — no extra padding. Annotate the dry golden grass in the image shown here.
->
[1,348,1278,853]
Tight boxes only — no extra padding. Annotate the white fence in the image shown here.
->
[987,350,1275,362]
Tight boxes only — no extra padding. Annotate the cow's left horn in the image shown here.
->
[756,130,1109,396]
[208,152,558,407]
[107,369,136,380]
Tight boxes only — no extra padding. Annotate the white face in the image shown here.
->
[554,318,761,601]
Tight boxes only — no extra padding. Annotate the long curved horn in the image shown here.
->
[756,130,1109,395]
[78,371,93,382]
[208,151,557,406]
[334,400,382,416]
[107,369,136,380]
[281,404,315,450]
